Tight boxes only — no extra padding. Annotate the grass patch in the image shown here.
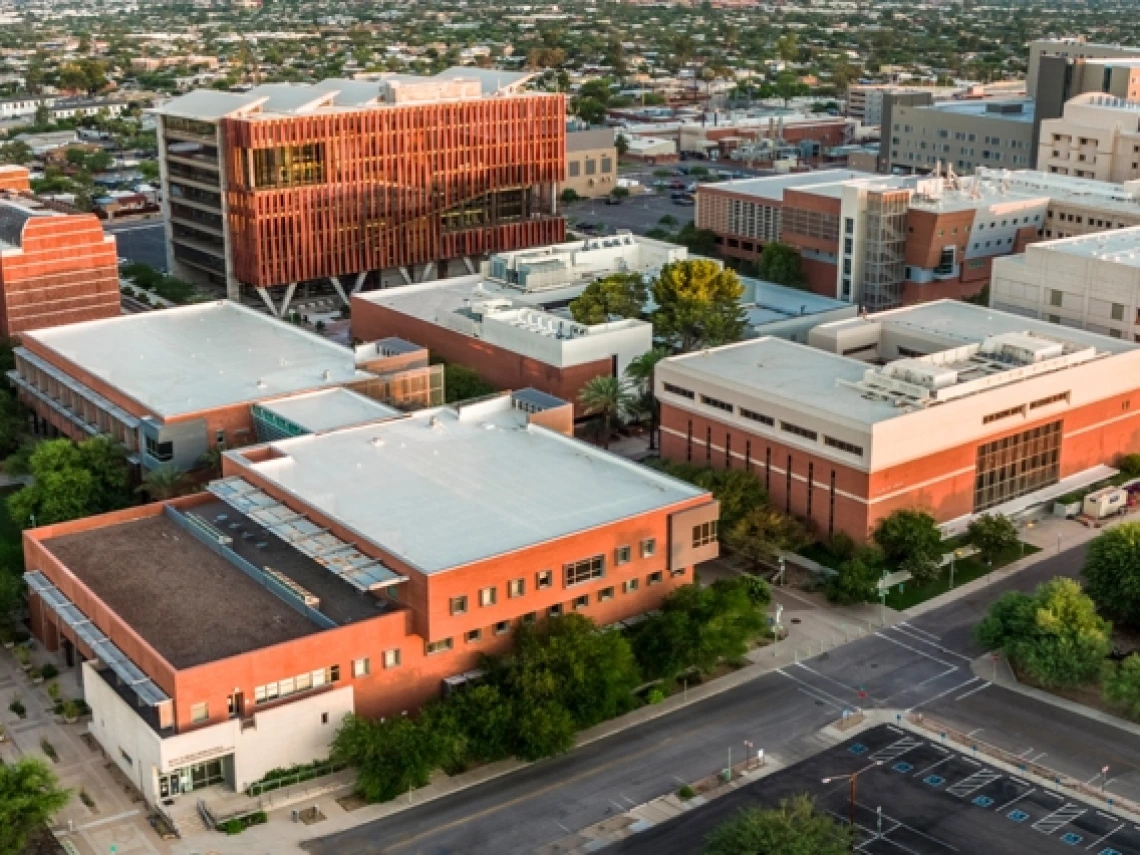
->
[884,542,1040,610]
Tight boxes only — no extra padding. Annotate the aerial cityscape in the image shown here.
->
[5,0,1140,853]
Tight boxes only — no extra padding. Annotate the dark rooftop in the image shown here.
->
[44,514,322,668]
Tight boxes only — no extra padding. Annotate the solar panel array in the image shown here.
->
[24,571,170,707]
[207,477,406,593]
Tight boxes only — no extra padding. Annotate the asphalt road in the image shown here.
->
[564,194,694,236]
[308,539,1140,855]
[607,725,1140,855]
[105,218,167,271]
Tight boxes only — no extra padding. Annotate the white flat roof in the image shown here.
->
[1033,225,1140,267]
[27,302,371,418]
[703,169,868,203]
[242,400,704,574]
[258,388,402,434]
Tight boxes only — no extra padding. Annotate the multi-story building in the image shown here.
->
[656,300,1140,540]
[1027,39,1140,99]
[565,128,618,199]
[846,84,956,128]
[883,98,1037,176]
[694,169,866,265]
[991,227,1140,340]
[9,301,442,470]
[23,392,717,814]
[351,234,676,414]
[152,70,565,316]
[0,170,121,337]
[700,169,1052,308]
[1037,94,1140,182]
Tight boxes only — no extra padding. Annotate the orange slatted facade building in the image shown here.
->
[156,72,566,310]
[0,166,120,338]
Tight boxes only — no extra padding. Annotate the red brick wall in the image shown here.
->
[352,298,613,417]
[0,214,120,338]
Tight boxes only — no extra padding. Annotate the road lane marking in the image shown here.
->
[915,666,960,688]
[776,669,856,710]
[899,622,941,641]
[874,632,960,668]
[905,676,981,712]
[1085,822,1124,850]
[955,682,992,702]
[889,625,972,661]
[996,788,1036,811]
[795,662,866,698]
[797,688,842,710]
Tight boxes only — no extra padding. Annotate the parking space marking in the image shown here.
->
[870,737,924,763]
[853,800,961,852]
[914,756,954,778]
[947,770,1003,797]
[996,788,1036,811]
[1084,823,1125,851]
[1033,804,1086,835]
[1097,849,1123,855]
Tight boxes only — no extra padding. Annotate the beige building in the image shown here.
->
[886,99,1036,175]
[991,227,1140,341]
[564,129,617,199]
[1028,39,1140,98]
[1038,94,1140,182]
[846,84,959,127]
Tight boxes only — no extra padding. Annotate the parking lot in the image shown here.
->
[106,219,167,271]
[563,193,694,237]
[606,725,1140,854]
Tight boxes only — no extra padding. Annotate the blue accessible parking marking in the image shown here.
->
[848,743,868,755]
[924,775,945,787]
[1007,810,1029,823]
[1099,850,1122,855]
[893,762,913,773]
[972,796,994,808]
[1060,833,1082,846]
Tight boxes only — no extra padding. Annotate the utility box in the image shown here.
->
[1083,486,1128,520]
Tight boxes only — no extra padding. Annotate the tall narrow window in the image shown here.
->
[806,462,814,518]
[829,470,836,536]
[765,447,772,492]
[706,426,712,463]
[745,440,752,472]
[686,420,693,462]
[725,433,732,469]
[786,455,792,513]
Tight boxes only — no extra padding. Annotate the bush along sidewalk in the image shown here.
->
[333,577,771,804]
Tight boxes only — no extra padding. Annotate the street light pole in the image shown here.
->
[822,760,883,851]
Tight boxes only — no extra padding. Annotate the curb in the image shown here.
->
[969,654,1140,740]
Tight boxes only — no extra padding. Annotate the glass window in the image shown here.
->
[692,521,718,548]
[279,677,295,696]
[426,638,454,655]
[383,649,400,669]
[536,569,553,589]
[623,578,640,594]
[330,665,340,682]
[465,628,482,643]
[615,546,631,565]
[480,587,497,607]
[601,156,613,173]
[352,658,370,678]
[450,595,468,615]
[312,668,327,687]
[585,159,597,175]
[508,578,525,598]
[494,620,510,635]
[296,672,312,691]
[597,587,615,602]
[648,571,663,586]
[549,603,563,617]
[190,702,209,723]
[564,555,605,586]
[641,538,656,558]
[573,595,589,610]
[568,161,581,178]
[145,436,174,462]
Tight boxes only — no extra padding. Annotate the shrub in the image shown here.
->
[1118,453,1140,478]
[966,513,1019,565]
[646,687,665,705]
[40,664,58,680]
[677,784,696,800]
[560,188,580,203]
[1102,655,1140,720]
[220,818,244,835]
[8,697,25,717]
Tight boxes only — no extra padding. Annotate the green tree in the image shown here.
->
[651,259,746,352]
[631,578,766,681]
[975,578,1111,688]
[443,363,496,403]
[7,436,131,527]
[560,188,581,204]
[725,507,810,572]
[1084,523,1140,625]
[650,461,766,532]
[569,273,647,325]
[1116,453,1140,478]
[1102,654,1140,720]
[136,466,192,502]
[873,509,942,583]
[138,160,160,182]
[704,795,848,855]
[574,96,606,125]
[578,375,631,449]
[84,149,113,173]
[332,715,440,803]
[0,141,32,166]
[615,133,629,156]
[624,347,668,449]
[756,242,806,288]
[966,513,1019,566]
[611,186,630,199]
[0,757,70,855]
[826,546,885,605]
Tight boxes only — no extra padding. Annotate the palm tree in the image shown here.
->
[136,466,191,502]
[624,348,669,450]
[578,375,632,450]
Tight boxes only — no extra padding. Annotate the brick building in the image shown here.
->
[351,235,681,417]
[23,393,717,813]
[0,167,120,337]
[656,301,1140,540]
[153,70,566,316]
[9,301,442,470]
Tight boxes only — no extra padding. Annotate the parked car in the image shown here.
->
[604,197,622,206]
[673,196,695,206]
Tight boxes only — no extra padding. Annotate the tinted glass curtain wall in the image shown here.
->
[222,95,567,288]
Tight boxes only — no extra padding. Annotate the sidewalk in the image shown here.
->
[166,594,901,855]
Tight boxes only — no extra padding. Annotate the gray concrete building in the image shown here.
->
[882,99,1036,176]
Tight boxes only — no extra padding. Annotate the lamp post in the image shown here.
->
[822,760,883,850]
[1021,520,1035,557]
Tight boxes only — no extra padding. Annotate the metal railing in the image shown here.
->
[245,760,348,798]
